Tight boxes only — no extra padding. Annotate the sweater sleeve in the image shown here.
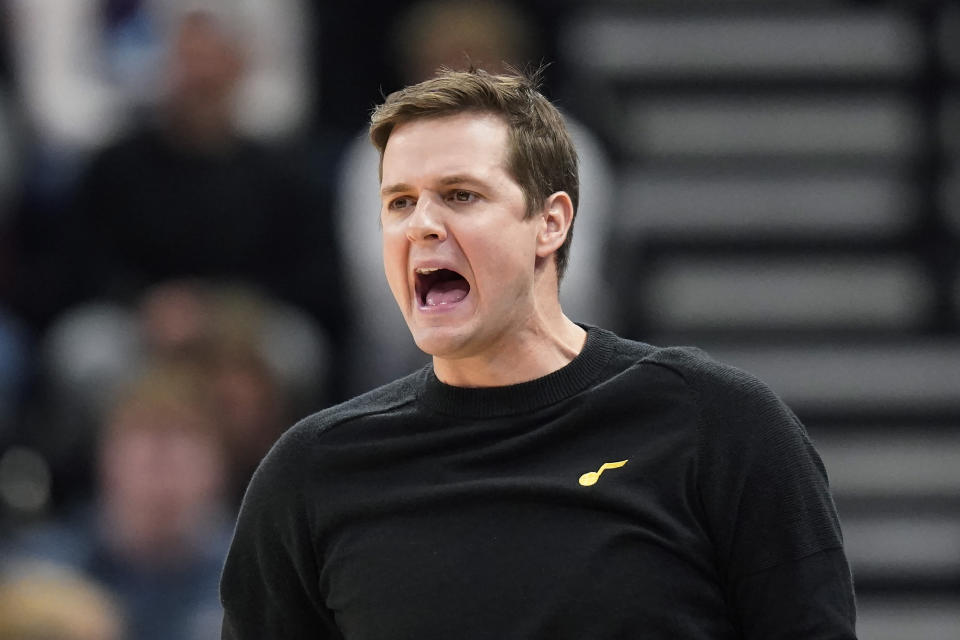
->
[683,354,857,639]
[220,426,341,639]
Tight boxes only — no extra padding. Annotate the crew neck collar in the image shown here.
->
[419,325,616,418]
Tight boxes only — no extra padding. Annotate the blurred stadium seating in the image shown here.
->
[559,1,959,637]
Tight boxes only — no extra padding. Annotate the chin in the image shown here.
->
[409,322,474,359]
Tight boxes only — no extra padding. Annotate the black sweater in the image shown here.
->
[220,326,856,639]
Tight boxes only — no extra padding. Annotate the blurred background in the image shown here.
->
[0,0,956,638]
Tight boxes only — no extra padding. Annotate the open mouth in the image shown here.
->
[415,268,471,308]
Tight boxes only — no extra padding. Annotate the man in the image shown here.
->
[220,68,857,639]
[12,360,232,640]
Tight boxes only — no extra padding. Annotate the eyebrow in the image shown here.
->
[380,175,490,198]
[380,182,413,198]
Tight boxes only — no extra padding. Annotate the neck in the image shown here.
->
[432,290,587,388]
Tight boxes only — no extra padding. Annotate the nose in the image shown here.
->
[405,193,446,243]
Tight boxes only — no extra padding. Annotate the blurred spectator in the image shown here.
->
[7,360,232,640]
[6,1,342,344]
[10,3,346,402]
[208,344,287,504]
[0,560,124,640]
[8,0,312,170]
[389,0,540,82]
[334,0,615,394]
[140,281,301,502]
[35,279,321,507]
[140,280,326,415]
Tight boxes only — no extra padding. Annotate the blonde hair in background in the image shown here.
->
[0,561,124,640]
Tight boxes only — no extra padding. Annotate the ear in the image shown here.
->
[535,191,575,260]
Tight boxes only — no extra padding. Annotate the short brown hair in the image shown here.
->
[369,67,579,281]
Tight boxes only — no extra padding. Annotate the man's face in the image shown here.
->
[380,112,543,361]
[166,13,242,124]
[100,405,226,562]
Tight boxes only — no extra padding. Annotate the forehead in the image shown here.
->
[382,112,510,179]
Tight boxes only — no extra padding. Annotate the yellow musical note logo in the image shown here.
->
[578,460,628,486]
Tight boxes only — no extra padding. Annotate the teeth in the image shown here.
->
[415,267,440,274]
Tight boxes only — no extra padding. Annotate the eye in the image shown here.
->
[388,196,415,210]
[448,190,477,203]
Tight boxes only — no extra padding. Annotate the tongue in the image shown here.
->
[425,279,469,306]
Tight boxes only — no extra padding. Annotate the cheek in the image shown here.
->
[470,226,538,286]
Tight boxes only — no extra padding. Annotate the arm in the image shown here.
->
[688,359,857,639]
[220,428,340,639]
[733,548,856,639]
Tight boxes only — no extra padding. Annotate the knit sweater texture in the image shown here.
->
[220,326,856,639]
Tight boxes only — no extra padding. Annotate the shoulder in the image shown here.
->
[639,344,787,412]
[586,327,787,414]
[258,367,425,466]
[623,342,805,452]
[297,366,424,436]
[238,367,426,514]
